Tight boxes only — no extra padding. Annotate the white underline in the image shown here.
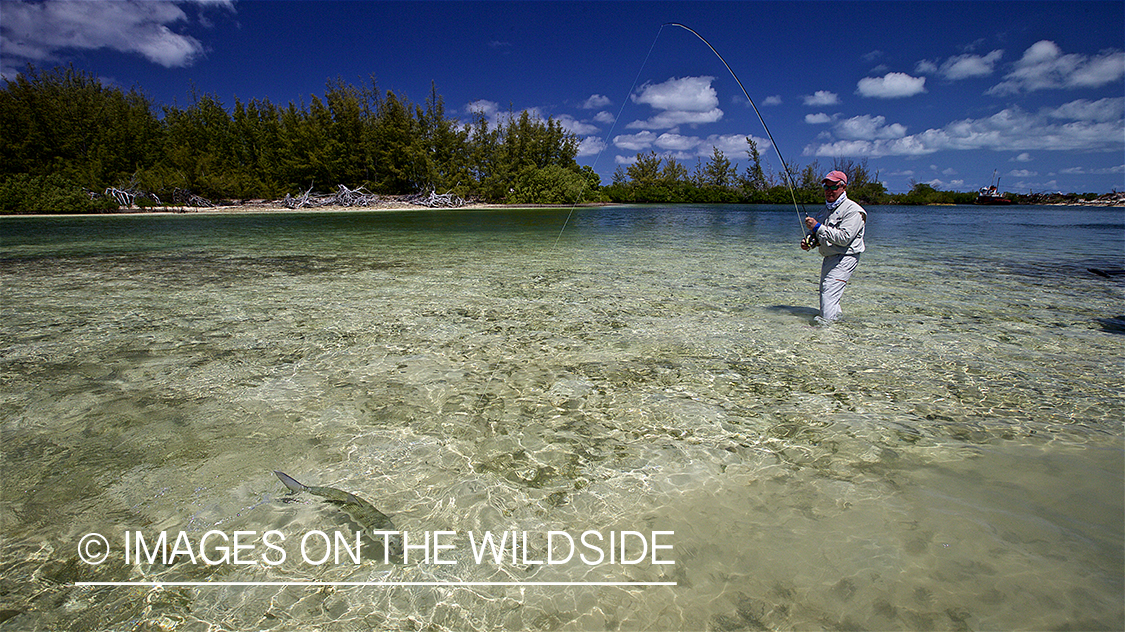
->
[75,581,676,587]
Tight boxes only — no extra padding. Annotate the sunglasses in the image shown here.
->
[822,182,844,191]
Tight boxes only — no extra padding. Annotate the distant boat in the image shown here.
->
[976,170,1014,205]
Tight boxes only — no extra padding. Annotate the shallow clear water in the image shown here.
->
[1,205,1122,631]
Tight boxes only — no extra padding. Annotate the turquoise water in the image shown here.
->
[1,204,1122,630]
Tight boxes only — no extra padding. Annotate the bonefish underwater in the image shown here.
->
[275,471,394,533]
[272,472,675,566]
[275,470,404,560]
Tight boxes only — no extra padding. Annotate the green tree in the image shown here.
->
[483,107,580,196]
[799,160,822,192]
[626,151,664,187]
[902,180,939,204]
[702,146,734,189]
[1,69,592,205]
[0,173,117,213]
[323,78,370,186]
[226,97,285,197]
[159,91,241,198]
[661,156,688,186]
[369,91,423,192]
[418,81,472,194]
[741,137,767,192]
[831,157,888,204]
[509,164,589,203]
[465,107,501,198]
[0,65,160,188]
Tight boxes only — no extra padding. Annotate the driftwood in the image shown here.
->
[407,190,467,208]
[105,187,136,207]
[282,185,468,209]
[102,186,212,209]
[281,185,316,209]
[334,184,380,207]
[172,188,213,207]
[105,186,164,208]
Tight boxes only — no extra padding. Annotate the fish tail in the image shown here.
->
[274,471,309,493]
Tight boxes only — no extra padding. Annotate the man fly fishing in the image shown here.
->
[801,170,866,324]
[660,24,867,324]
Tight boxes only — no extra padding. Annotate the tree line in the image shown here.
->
[6,65,1072,213]
[602,140,890,205]
[0,66,593,212]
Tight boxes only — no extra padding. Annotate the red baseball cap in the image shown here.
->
[822,170,848,185]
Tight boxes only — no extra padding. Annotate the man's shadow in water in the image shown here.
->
[766,305,819,320]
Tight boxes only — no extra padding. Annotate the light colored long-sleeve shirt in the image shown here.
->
[814,195,867,256]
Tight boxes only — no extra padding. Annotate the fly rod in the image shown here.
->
[663,23,809,237]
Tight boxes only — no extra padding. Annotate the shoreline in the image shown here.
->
[1,201,617,218]
[1,198,1120,218]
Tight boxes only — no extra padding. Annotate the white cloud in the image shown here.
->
[803,90,839,106]
[612,131,770,162]
[463,100,548,131]
[988,40,1125,95]
[1008,169,1037,177]
[626,109,723,129]
[555,114,600,136]
[763,95,783,106]
[578,136,606,157]
[856,72,927,98]
[654,132,699,152]
[0,0,234,71]
[706,133,768,158]
[628,76,723,129]
[632,76,718,112]
[944,50,1004,79]
[834,115,907,140]
[1012,152,1033,162]
[613,131,658,151]
[1045,97,1124,122]
[919,50,1004,80]
[593,111,615,124]
[914,60,939,75]
[1060,165,1125,175]
[803,97,1125,157]
[582,94,612,109]
[805,113,832,124]
[466,99,500,117]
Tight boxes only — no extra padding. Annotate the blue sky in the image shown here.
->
[2,0,1123,194]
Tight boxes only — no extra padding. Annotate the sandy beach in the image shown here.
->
[120,199,511,215]
[1,200,621,218]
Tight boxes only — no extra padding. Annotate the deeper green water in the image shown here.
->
[1,205,1122,630]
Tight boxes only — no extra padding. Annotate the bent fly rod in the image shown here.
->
[663,23,808,237]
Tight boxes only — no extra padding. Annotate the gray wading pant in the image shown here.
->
[819,253,861,322]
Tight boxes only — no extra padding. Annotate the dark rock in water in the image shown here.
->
[1088,268,1125,278]
[1095,316,1125,334]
